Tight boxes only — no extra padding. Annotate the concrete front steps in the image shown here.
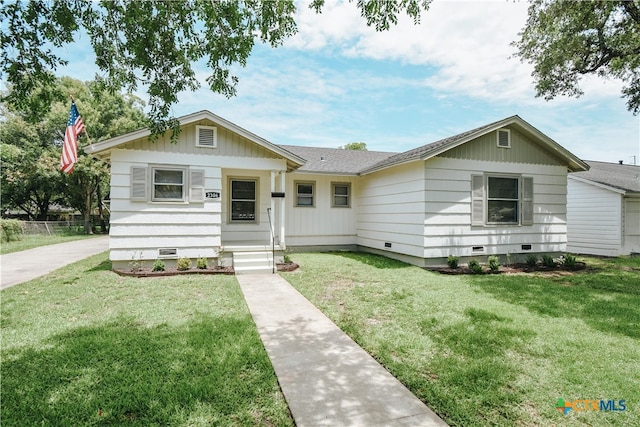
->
[231,248,275,275]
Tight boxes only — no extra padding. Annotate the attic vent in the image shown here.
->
[497,129,511,148]
[196,125,217,148]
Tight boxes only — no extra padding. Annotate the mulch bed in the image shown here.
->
[429,262,587,275]
[114,262,300,277]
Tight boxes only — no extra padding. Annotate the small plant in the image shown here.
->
[447,255,459,269]
[152,259,165,272]
[283,247,293,264]
[176,257,192,271]
[488,255,500,272]
[215,246,226,268]
[196,257,208,269]
[563,253,577,270]
[542,254,556,268]
[525,254,538,267]
[468,259,483,274]
[129,251,144,272]
[505,251,512,267]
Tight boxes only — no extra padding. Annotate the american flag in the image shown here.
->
[61,101,85,174]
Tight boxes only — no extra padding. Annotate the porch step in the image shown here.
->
[233,251,274,275]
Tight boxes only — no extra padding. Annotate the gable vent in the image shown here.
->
[497,129,511,148]
[196,125,217,148]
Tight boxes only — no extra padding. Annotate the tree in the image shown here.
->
[1,0,431,135]
[340,142,368,150]
[1,77,147,232]
[514,1,640,114]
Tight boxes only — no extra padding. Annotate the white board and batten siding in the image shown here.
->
[356,162,427,258]
[423,157,569,259]
[109,149,223,264]
[285,173,358,247]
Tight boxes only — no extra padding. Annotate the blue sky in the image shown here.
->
[51,0,640,164]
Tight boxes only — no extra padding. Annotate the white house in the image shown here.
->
[86,111,588,272]
[567,161,640,256]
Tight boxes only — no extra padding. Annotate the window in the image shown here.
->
[196,125,217,148]
[487,176,519,223]
[230,179,257,222]
[152,167,185,201]
[471,174,534,226]
[296,182,315,207]
[332,183,351,208]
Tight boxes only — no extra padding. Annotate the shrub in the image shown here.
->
[468,259,483,274]
[488,255,500,272]
[176,257,192,271]
[0,219,23,242]
[525,254,538,267]
[563,253,577,270]
[196,257,208,269]
[152,259,165,272]
[283,247,293,264]
[542,254,556,268]
[447,255,459,269]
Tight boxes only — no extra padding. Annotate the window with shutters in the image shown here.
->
[195,125,217,148]
[497,129,511,148]
[230,178,257,222]
[295,181,315,207]
[471,174,533,226]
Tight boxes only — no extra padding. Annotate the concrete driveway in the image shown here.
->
[0,235,110,290]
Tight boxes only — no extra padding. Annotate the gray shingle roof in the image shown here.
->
[571,160,640,193]
[278,145,397,174]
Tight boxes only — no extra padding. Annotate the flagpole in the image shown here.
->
[70,94,93,149]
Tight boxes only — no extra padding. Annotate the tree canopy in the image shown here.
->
[514,0,640,114]
[0,77,147,230]
[340,142,368,150]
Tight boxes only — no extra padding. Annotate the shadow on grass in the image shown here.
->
[87,259,112,272]
[330,251,411,269]
[469,271,640,339]
[1,314,289,426]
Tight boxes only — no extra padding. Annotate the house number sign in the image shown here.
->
[205,191,221,200]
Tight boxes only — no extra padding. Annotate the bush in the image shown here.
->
[468,259,483,274]
[176,257,192,271]
[196,257,208,269]
[0,219,23,242]
[152,259,165,272]
[525,254,538,267]
[447,255,459,269]
[542,254,556,268]
[488,255,500,272]
[563,253,577,270]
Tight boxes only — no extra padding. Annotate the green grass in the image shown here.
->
[281,252,640,426]
[1,253,293,426]
[1,232,99,254]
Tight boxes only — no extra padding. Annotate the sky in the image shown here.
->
[49,0,640,164]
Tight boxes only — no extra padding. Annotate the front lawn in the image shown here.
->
[1,253,293,426]
[1,232,99,255]
[282,253,640,426]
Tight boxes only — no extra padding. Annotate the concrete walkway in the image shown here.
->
[237,274,447,427]
[0,236,110,289]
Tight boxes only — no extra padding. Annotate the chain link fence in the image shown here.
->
[21,220,85,235]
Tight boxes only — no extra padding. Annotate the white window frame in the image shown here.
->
[497,128,511,148]
[151,167,186,202]
[332,182,351,208]
[295,181,315,207]
[229,177,258,223]
[195,125,217,148]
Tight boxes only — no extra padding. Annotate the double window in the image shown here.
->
[294,181,352,208]
[472,174,533,226]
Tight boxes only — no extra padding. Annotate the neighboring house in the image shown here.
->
[86,111,588,272]
[567,161,640,256]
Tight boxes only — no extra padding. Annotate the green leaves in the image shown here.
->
[514,0,640,114]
